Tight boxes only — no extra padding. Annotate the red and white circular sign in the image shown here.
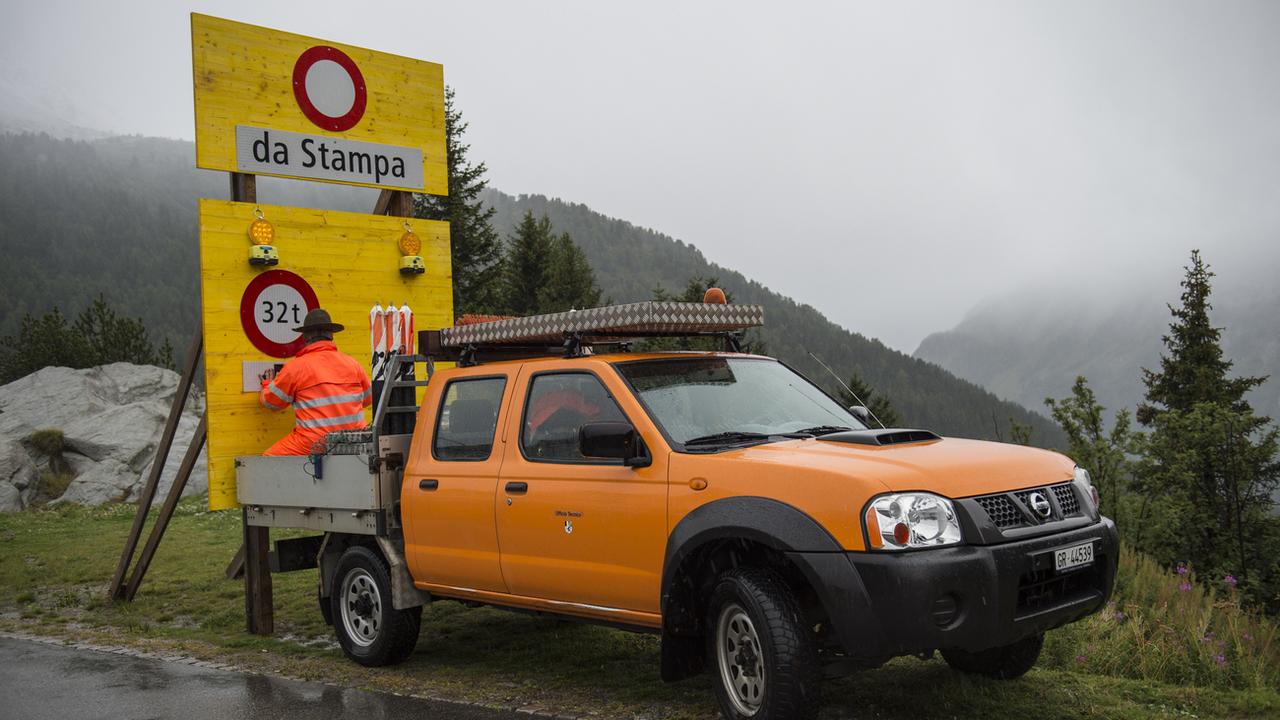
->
[240,270,320,358]
[292,45,367,132]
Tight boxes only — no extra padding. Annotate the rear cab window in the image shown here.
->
[433,376,507,461]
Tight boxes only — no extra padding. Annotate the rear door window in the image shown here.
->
[433,377,507,461]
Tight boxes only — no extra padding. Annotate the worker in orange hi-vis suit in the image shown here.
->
[259,308,372,456]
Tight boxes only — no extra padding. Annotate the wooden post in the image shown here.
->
[243,508,274,634]
[108,331,203,600]
[227,171,274,635]
[123,415,207,600]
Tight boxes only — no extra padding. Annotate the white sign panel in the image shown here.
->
[235,125,425,190]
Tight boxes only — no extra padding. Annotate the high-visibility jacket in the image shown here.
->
[259,340,372,456]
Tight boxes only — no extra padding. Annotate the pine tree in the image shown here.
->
[539,232,601,312]
[839,372,903,428]
[501,212,555,315]
[1138,250,1263,423]
[0,296,173,383]
[414,87,503,315]
[1045,376,1137,529]
[1136,250,1280,609]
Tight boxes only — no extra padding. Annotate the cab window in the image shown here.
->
[521,372,628,463]
[433,377,506,461]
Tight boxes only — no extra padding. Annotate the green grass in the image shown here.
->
[0,499,1277,719]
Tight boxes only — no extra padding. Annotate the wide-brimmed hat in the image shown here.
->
[293,308,345,333]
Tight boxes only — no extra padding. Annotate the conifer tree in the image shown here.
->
[501,212,555,315]
[1136,250,1279,609]
[839,372,903,428]
[414,87,503,314]
[539,232,601,312]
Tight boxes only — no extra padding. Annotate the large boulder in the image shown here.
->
[0,363,207,509]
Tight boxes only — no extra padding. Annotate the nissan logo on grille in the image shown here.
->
[1028,491,1052,518]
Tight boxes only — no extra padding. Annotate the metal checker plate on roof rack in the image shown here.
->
[439,301,764,347]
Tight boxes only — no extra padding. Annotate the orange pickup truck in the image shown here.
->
[240,301,1118,720]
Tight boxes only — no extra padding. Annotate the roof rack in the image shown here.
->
[418,301,765,366]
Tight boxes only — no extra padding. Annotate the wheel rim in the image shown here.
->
[339,567,382,648]
[716,603,765,716]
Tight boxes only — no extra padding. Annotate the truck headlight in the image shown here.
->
[864,492,962,550]
[1075,466,1100,510]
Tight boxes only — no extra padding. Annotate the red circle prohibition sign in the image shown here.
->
[240,270,321,358]
[292,45,368,132]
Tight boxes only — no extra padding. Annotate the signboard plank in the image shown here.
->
[192,14,447,194]
[198,200,452,510]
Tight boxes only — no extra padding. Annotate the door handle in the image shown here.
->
[419,479,439,491]
[504,481,528,495]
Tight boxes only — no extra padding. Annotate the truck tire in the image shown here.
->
[941,633,1044,679]
[330,545,421,666]
[705,568,820,720]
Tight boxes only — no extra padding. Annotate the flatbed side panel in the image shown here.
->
[236,456,377,509]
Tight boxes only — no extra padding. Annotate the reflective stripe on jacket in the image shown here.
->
[259,341,372,455]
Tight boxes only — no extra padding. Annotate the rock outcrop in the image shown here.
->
[0,363,206,510]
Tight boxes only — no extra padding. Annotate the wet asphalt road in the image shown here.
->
[0,636,526,720]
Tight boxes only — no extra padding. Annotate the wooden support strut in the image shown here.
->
[123,415,207,600]
[108,330,204,600]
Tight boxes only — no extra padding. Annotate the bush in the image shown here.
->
[36,472,73,504]
[25,428,64,457]
[1044,545,1279,690]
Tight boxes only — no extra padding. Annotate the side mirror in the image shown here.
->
[849,405,873,426]
[579,421,650,467]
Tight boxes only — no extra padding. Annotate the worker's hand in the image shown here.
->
[259,367,277,383]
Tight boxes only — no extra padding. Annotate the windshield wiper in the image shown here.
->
[791,425,852,437]
[683,431,774,447]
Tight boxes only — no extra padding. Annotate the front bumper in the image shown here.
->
[790,517,1118,660]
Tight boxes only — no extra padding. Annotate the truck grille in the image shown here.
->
[973,482,1083,530]
[1052,484,1080,516]
[976,495,1024,528]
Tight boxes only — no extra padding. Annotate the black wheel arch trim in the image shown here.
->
[659,496,884,679]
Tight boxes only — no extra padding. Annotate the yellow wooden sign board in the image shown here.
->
[192,13,447,194]
[199,200,452,510]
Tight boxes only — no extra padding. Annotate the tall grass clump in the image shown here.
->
[1044,545,1279,690]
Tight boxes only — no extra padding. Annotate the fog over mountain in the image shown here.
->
[916,249,1280,422]
[5,1,1279,353]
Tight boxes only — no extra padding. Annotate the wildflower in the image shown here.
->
[1176,563,1189,575]
[1113,611,1125,621]
[1179,582,1193,593]
[1201,633,1214,644]
[1242,632,1253,642]
[1214,654,1226,667]
[1224,574,1238,588]
[1075,655,1087,664]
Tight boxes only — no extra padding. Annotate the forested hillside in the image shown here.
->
[485,191,1064,444]
[0,131,1063,445]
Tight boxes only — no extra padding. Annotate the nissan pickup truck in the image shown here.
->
[236,301,1119,720]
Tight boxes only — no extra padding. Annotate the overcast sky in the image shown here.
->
[4,1,1278,352]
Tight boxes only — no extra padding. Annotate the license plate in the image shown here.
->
[1055,542,1094,572]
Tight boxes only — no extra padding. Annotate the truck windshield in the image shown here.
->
[615,357,867,450]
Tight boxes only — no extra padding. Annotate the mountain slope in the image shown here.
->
[915,276,1280,421]
[0,131,1063,445]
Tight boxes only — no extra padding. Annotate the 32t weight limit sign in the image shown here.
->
[239,270,320,358]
